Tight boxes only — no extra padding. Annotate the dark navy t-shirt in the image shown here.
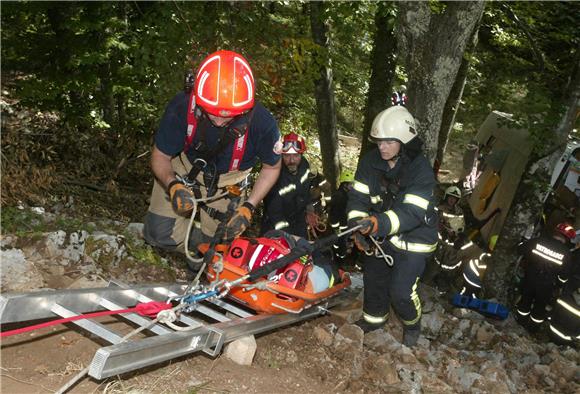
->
[155,91,281,174]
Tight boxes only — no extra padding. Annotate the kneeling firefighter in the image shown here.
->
[347,106,438,347]
[143,50,281,258]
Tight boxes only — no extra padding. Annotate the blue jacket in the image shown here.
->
[347,148,438,254]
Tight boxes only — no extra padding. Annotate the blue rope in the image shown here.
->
[182,289,219,304]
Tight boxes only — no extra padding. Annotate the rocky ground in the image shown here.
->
[1,205,578,394]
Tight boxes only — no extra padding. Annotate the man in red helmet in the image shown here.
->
[515,223,575,333]
[261,132,319,238]
[144,50,282,257]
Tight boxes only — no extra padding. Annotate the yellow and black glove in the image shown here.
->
[167,180,195,215]
[225,202,254,241]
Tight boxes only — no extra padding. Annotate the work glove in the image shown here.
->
[354,215,379,236]
[224,202,254,241]
[167,180,195,215]
[348,215,378,253]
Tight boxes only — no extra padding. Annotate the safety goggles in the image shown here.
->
[282,140,305,154]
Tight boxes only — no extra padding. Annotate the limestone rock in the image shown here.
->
[0,248,45,291]
[372,354,400,385]
[364,329,400,353]
[125,222,144,239]
[422,309,445,336]
[334,323,364,352]
[417,371,455,393]
[224,335,257,366]
[314,324,335,347]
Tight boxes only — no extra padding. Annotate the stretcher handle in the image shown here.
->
[246,225,361,282]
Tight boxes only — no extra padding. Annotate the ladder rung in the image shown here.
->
[51,304,124,344]
[99,298,172,336]
[207,298,254,318]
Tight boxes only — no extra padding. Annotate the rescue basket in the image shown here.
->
[199,236,351,314]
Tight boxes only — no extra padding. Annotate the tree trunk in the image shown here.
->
[100,63,115,127]
[360,2,397,157]
[436,21,481,167]
[397,1,485,161]
[310,2,340,191]
[482,150,560,304]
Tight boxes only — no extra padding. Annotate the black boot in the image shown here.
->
[354,318,384,333]
[402,326,421,347]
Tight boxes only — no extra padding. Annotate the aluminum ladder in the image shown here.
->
[0,280,355,379]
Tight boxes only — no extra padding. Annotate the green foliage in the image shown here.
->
[1,206,45,236]
[458,1,579,156]
[2,2,200,177]
[1,206,96,236]
[123,231,167,268]
[326,2,378,135]
[428,0,447,15]
[2,0,577,184]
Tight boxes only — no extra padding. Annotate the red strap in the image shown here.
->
[184,90,248,171]
[0,301,172,338]
[184,91,198,153]
[134,301,172,317]
[229,132,248,171]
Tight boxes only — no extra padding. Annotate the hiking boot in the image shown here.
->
[402,326,421,347]
[354,318,384,334]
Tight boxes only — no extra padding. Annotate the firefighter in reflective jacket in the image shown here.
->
[549,244,579,346]
[459,246,491,299]
[261,132,319,238]
[347,106,438,347]
[425,186,466,289]
[328,169,355,265]
[515,223,574,332]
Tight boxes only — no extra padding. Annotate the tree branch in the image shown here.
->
[501,4,545,73]
[172,0,194,38]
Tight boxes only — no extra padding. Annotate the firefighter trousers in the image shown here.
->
[362,242,427,329]
[143,152,251,253]
[516,271,555,324]
[549,292,579,345]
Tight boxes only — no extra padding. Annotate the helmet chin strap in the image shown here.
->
[388,145,403,166]
[386,154,400,169]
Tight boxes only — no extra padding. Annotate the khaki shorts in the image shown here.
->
[146,152,251,252]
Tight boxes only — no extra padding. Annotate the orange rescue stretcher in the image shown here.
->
[199,236,351,314]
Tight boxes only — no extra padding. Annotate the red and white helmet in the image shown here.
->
[194,50,255,117]
[282,132,307,154]
[555,222,576,241]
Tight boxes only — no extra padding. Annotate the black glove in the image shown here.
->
[353,232,372,253]
[296,237,315,253]
[224,202,254,241]
[168,180,195,215]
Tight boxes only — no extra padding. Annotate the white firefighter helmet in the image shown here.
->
[370,106,417,144]
[444,186,462,199]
